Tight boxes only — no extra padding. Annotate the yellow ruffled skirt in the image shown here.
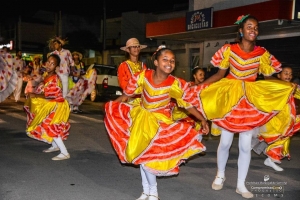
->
[104,100,205,176]
[193,78,297,162]
[24,97,71,144]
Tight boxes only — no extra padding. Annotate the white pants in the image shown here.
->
[58,73,69,98]
[14,77,23,101]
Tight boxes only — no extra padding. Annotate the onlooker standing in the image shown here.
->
[48,36,74,98]
[13,50,26,102]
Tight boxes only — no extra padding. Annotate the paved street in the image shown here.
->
[0,96,300,200]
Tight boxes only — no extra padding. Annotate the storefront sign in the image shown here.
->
[0,40,13,50]
[186,7,213,31]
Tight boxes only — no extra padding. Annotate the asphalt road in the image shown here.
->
[0,97,300,200]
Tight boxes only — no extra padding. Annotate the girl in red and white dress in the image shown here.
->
[253,66,300,171]
[24,54,71,161]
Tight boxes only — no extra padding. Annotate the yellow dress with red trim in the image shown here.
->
[171,82,205,135]
[117,60,147,90]
[24,74,71,143]
[190,43,296,162]
[257,87,300,162]
[104,69,205,176]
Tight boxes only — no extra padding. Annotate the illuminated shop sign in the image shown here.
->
[0,41,13,50]
[186,7,213,31]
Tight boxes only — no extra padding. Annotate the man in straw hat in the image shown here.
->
[48,36,74,98]
[118,38,147,91]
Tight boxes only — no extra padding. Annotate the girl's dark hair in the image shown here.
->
[236,15,259,42]
[48,54,61,66]
[192,67,204,75]
[279,65,293,73]
[153,47,173,60]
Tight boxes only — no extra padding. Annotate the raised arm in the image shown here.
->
[201,68,227,85]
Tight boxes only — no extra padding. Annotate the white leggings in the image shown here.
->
[52,137,68,155]
[217,128,254,183]
[140,165,158,196]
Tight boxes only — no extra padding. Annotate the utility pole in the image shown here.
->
[103,0,106,50]
[17,16,22,51]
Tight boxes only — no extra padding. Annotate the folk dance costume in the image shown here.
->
[13,56,26,102]
[104,69,205,176]
[0,55,18,102]
[117,60,147,90]
[24,74,70,144]
[192,43,297,163]
[254,86,300,163]
[171,82,207,142]
[24,61,43,95]
[66,67,97,112]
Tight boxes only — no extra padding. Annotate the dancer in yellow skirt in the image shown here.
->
[191,15,296,199]
[104,47,209,200]
[253,66,300,171]
[24,54,71,161]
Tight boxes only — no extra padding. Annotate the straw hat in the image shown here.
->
[33,54,42,60]
[72,51,83,60]
[120,38,147,52]
[48,36,67,50]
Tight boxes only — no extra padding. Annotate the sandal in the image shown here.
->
[136,192,148,200]
[52,153,70,161]
[43,147,59,153]
[148,194,160,200]
[212,176,226,190]
[236,188,254,199]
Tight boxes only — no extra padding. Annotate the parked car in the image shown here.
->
[86,64,122,101]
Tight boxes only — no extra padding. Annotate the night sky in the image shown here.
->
[1,0,188,19]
